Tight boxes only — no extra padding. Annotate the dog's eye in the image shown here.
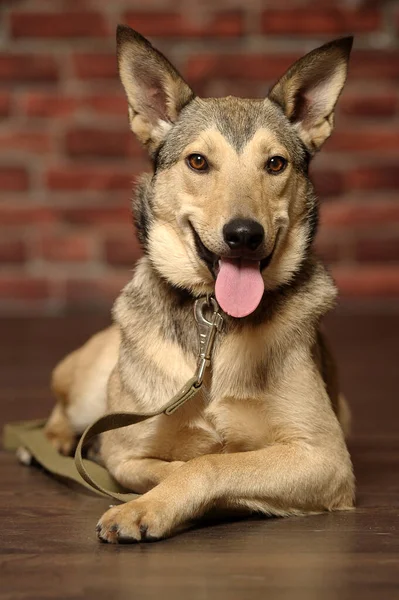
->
[187,154,209,172]
[266,156,287,174]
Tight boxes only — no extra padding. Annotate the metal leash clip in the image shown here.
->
[164,296,223,416]
[194,296,224,386]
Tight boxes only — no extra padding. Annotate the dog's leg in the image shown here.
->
[45,327,119,455]
[112,458,185,494]
[44,349,79,455]
[97,438,354,543]
[98,355,354,543]
[44,403,76,456]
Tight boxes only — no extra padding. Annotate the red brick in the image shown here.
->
[10,11,108,38]
[321,201,399,228]
[333,266,399,297]
[124,11,243,37]
[354,235,399,263]
[189,51,399,84]
[21,92,79,117]
[0,167,29,192]
[18,0,93,6]
[0,93,11,117]
[0,131,52,153]
[73,54,117,80]
[46,167,133,191]
[0,277,49,301]
[186,54,298,83]
[311,169,345,198]
[313,236,341,263]
[198,79,268,98]
[347,165,399,190]
[0,240,27,264]
[262,8,380,34]
[38,233,93,262]
[325,129,399,152]
[351,51,399,80]
[65,274,130,307]
[104,234,142,266]
[0,206,56,226]
[190,50,399,85]
[85,94,127,116]
[65,128,138,158]
[59,206,131,226]
[340,93,397,118]
[0,54,58,82]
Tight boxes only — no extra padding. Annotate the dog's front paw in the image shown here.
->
[96,498,173,544]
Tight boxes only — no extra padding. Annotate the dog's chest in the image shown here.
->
[192,330,275,453]
[205,331,272,452]
[148,322,276,460]
[203,396,273,453]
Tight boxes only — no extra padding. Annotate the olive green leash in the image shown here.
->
[2,297,224,502]
[3,419,126,498]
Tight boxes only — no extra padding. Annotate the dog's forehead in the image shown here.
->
[158,97,305,168]
[189,97,288,150]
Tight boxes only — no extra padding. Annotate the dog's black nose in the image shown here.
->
[223,219,265,251]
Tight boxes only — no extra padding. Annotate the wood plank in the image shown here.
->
[1,310,398,599]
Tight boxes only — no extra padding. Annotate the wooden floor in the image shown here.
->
[1,309,399,599]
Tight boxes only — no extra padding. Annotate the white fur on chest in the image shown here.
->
[204,396,273,452]
[198,326,275,452]
[211,325,271,400]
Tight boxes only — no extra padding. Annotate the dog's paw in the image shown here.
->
[45,430,76,456]
[16,446,34,466]
[44,420,77,456]
[96,498,173,544]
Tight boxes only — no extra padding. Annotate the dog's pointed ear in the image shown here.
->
[269,37,353,153]
[117,25,195,153]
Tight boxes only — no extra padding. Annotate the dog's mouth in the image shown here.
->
[190,224,279,319]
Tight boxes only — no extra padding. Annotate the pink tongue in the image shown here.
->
[215,258,264,318]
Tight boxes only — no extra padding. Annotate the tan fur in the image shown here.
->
[46,327,119,454]
[148,125,309,297]
[46,29,355,542]
[48,258,354,541]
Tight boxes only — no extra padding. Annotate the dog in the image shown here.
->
[45,25,355,543]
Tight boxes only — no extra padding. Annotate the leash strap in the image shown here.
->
[74,376,201,502]
[75,297,223,501]
[2,297,223,502]
[2,419,126,498]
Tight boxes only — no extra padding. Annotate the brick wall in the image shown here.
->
[0,0,398,314]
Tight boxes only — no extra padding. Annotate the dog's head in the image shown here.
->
[117,26,352,318]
